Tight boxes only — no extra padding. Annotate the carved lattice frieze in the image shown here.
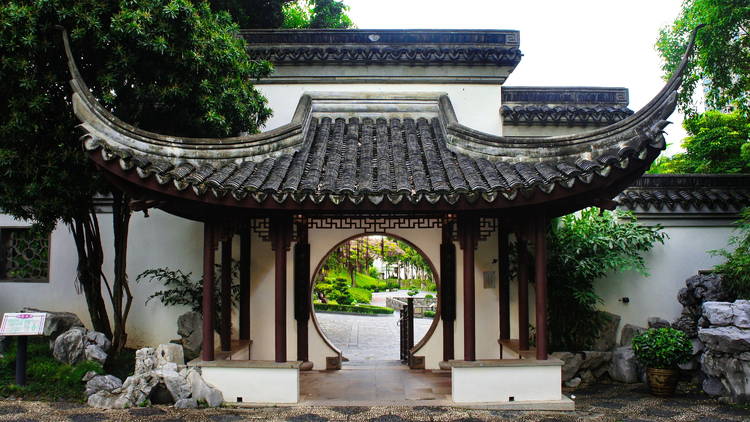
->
[1,228,49,281]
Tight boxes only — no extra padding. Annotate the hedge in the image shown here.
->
[314,302,394,315]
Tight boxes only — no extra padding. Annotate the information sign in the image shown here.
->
[0,313,46,336]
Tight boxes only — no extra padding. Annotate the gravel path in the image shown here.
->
[2,382,750,421]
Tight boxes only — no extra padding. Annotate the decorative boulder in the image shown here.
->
[156,343,185,367]
[647,317,671,329]
[698,326,750,354]
[620,324,646,346]
[85,375,123,397]
[609,346,639,383]
[53,327,87,365]
[186,369,223,407]
[176,312,202,361]
[20,308,84,345]
[86,331,112,353]
[551,352,583,382]
[135,347,157,375]
[592,312,621,352]
[85,345,108,365]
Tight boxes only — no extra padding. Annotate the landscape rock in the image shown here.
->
[551,352,583,382]
[703,376,727,397]
[579,351,611,370]
[698,326,750,354]
[174,398,198,409]
[82,371,98,382]
[620,324,646,346]
[673,311,699,337]
[703,302,735,327]
[20,308,83,344]
[701,351,750,402]
[609,346,639,383]
[156,343,185,367]
[734,300,750,328]
[176,312,202,361]
[564,377,581,388]
[135,347,157,375]
[647,317,671,329]
[592,312,621,352]
[85,375,123,398]
[53,327,87,365]
[85,345,108,365]
[86,331,112,353]
[187,369,223,407]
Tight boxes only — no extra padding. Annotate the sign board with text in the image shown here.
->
[0,313,46,336]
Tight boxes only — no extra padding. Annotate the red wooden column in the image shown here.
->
[534,216,549,360]
[239,229,251,341]
[220,236,232,352]
[517,224,530,351]
[440,219,456,362]
[294,217,311,364]
[498,224,511,341]
[458,215,479,361]
[201,223,216,361]
[271,215,293,363]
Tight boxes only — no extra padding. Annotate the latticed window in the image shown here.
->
[0,228,50,282]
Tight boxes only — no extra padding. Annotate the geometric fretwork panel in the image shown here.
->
[1,228,50,281]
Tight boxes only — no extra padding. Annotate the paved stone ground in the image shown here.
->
[2,382,750,421]
[316,312,432,361]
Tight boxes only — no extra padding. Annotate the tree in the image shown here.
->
[543,209,666,351]
[656,0,750,116]
[712,208,750,300]
[649,110,750,174]
[281,0,353,29]
[210,0,291,28]
[0,0,272,351]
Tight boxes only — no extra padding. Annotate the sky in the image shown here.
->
[344,0,687,153]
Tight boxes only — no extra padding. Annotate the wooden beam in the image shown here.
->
[239,229,251,341]
[535,216,549,360]
[498,225,511,341]
[459,215,478,361]
[517,224,530,351]
[294,218,310,363]
[220,237,232,352]
[440,221,456,361]
[271,215,292,363]
[201,223,215,361]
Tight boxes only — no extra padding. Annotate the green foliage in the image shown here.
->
[282,0,353,29]
[424,294,434,299]
[348,286,372,304]
[632,328,693,369]
[547,209,667,351]
[314,302,394,315]
[407,289,418,297]
[136,263,240,329]
[0,337,103,400]
[209,0,290,29]
[649,110,750,174]
[423,310,436,318]
[712,208,750,299]
[656,0,750,115]
[0,0,273,231]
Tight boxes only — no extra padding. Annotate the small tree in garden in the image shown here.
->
[545,209,667,351]
[711,208,750,299]
[0,0,272,352]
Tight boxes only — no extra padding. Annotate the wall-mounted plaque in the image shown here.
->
[0,313,46,336]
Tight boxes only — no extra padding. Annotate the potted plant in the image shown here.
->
[632,327,693,396]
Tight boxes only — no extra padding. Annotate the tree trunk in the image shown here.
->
[110,190,133,353]
[70,210,112,339]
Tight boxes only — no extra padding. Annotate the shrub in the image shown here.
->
[632,328,692,369]
[349,287,373,304]
[314,303,394,315]
[424,310,436,318]
[424,294,434,299]
[712,208,750,299]
[545,209,666,351]
[407,289,418,296]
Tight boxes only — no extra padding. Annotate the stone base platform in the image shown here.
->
[188,359,301,404]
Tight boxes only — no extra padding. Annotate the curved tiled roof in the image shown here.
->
[501,105,634,126]
[62,28,701,211]
[616,174,750,212]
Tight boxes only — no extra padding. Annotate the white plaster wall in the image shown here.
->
[502,124,608,137]
[0,210,202,347]
[452,365,562,403]
[257,84,503,136]
[200,366,299,404]
[595,219,735,335]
